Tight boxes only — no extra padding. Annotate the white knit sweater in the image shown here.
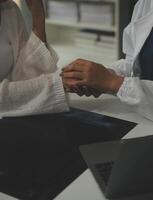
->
[0,0,69,118]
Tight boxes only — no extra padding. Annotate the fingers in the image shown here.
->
[61,71,84,80]
[62,59,92,87]
[62,72,87,88]
[62,75,91,97]
[63,58,88,72]
[63,78,79,88]
[64,85,84,96]
[63,64,83,73]
[81,86,91,97]
[63,77,101,98]
[89,88,102,98]
[74,86,85,97]
[68,86,92,97]
[61,58,104,97]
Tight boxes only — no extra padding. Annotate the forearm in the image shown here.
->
[32,17,46,43]
[0,74,69,117]
[25,0,47,42]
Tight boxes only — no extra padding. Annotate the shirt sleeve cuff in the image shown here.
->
[117,77,142,105]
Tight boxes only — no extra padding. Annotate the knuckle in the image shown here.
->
[76,58,82,62]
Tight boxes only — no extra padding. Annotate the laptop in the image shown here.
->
[80,135,153,199]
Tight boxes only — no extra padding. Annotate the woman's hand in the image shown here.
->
[25,0,46,42]
[62,59,124,94]
[62,76,102,98]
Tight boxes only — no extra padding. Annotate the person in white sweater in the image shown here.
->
[0,0,69,118]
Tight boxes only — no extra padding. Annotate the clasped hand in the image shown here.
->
[61,59,124,97]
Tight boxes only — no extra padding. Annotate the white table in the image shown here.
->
[54,94,153,200]
[0,193,18,200]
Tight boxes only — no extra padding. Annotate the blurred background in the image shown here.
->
[14,0,138,69]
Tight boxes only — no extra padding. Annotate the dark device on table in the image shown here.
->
[80,135,153,200]
[0,107,137,200]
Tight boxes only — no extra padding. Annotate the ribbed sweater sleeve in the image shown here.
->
[0,2,69,118]
[11,32,58,81]
[3,31,70,117]
[0,73,69,117]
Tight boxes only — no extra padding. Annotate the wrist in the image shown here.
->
[109,75,124,93]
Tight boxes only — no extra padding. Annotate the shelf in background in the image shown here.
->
[51,43,117,69]
[47,0,118,4]
[45,19,117,32]
[45,0,133,60]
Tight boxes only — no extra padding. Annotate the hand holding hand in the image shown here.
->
[62,76,102,98]
[62,59,124,94]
